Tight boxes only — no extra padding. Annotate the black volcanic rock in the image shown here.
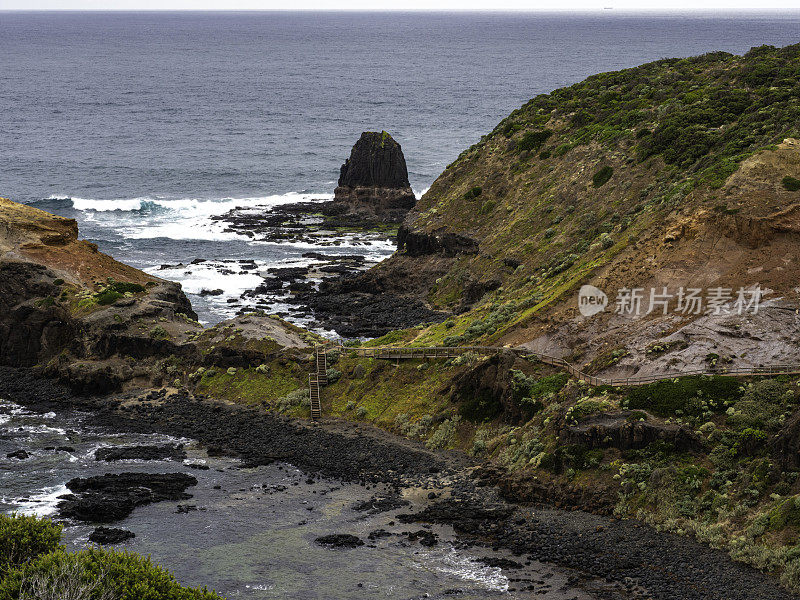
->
[94,444,186,462]
[333,131,416,222]
[89,526,135,545]
[58,472,197,523]
[338,131,410,189]
[315,533,364,548]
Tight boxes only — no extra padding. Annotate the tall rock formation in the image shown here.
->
[333,131,416,223]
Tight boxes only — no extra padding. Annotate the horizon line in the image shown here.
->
[3,7,800,13]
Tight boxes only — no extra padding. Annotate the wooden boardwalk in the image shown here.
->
[351,345,800,388]
[300,342,800,419]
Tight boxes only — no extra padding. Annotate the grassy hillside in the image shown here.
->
[386,44,800,355]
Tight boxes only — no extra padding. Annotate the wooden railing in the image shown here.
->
[348,345,800,388]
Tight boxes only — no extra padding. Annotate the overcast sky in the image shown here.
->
[1,2,799,11]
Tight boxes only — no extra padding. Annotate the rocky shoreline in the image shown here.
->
[0,366,795,600]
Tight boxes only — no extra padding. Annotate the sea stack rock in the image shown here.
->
[333,131,416,222]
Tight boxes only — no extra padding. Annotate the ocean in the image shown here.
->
[2,10,800,323]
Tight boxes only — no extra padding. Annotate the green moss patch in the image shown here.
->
[195,364,304,406]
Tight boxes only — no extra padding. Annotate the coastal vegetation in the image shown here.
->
[0,514,220,600]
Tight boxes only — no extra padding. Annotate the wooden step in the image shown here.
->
[308,373,322,420]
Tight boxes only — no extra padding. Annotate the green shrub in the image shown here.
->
[108,282,146,294]
[94,290,123,306]
[463,186,483,200]
[0,514,62,579]
[478,200,496,215]
[727,379,794,431]
[592,165,614,187]
[276,388,309,411]
[426,416,461,449]
[501,121,521,137]
[625,375,741,417]
[326,368,342,383]
[511,371,569,402]
[735,428,768,456]
[516,130,552,152]
[783,176,800,191]
[443,335,465,347]
[566,399,611,423]
[0,548,221,600]
[149,325,170,340]
[562,445,604,470]
[768,495,800,531]
[459,389,502,422]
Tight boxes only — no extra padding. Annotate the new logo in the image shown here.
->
[578,285,608,317]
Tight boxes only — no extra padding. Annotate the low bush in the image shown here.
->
[459,389,503,423]
[0,514,62,579]
[107,282,146,295]
[463,186,483,200]
[426,416,461,449]
[276,388,309,411]
[783,176,800,192]
[516,130,552,152]
[0,548,221,600]
[625,375,741,417]
[94,290,123,306]
[149,326,170,340]
[592,165,614,187]
[478,200,496,215]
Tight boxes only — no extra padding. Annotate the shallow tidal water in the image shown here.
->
[0,398,598,599]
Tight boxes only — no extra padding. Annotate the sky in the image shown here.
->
[1,2,800,11]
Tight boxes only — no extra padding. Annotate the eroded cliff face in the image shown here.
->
[0,197,329,393]
[0,198,198,385]
[333,131,416,223]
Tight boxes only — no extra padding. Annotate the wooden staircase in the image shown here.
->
[308,373,321,420]
[308,346,327,420]
[315,346,328,385]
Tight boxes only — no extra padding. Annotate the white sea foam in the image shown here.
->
[14,424,67,436]
[419,548,509,592]
[52,192,333,216]
[5,484,69,517]
[146,262,264,297]
[54,192,335,243]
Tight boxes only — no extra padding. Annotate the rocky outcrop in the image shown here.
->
[89,527,135,545]
[314,534,364,548]
[58,472,197,523]
[560,411,702,452]
[397,225,479,256]
[294,257,450,337]
[0,261,76,367]
[333,132,416,222]
[0,197,203,390]
[95,444,186,462]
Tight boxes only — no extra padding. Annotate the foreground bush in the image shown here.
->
[0,515,222,600]
[0,548,222,600]
[0,514,62,579]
